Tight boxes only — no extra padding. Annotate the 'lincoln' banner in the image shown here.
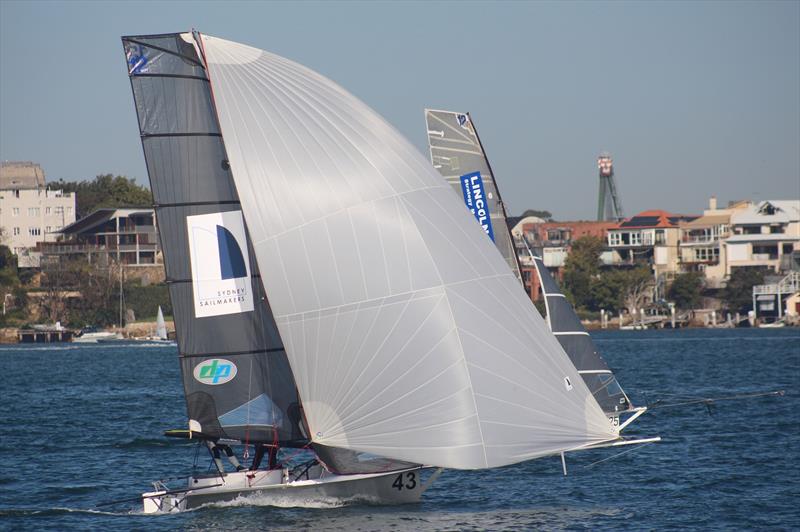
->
[459,171,495,241]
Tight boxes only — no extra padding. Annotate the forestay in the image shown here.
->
[122,33,303,445]
[201,34,617,469]
[425,110,522,282]
[531,256,632,414]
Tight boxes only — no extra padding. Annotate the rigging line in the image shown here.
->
[647,390,785,410]
[583,441,656,469]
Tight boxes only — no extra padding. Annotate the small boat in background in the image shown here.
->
[72,327,124,343]
[135,306,174,343]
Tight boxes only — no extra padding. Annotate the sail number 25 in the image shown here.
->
[392,471,417,490]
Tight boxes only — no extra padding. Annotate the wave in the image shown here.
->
[0,507,137,518]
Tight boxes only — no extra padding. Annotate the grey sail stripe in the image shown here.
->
[142,132,222,138]
[579,370,613,375]
[133,73,210,82]
[180,347,286,359]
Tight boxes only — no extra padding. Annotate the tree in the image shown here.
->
[519,209,553,221]
[668,272,704,310]
[619,266,655,313]
[721,267,767,313]
[54,174,152,218]
[589,265,653,313]
[562,236,603,309]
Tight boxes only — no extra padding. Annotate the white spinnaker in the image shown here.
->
[202,34,616,469]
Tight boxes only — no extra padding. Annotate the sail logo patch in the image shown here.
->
[125,43,149,74]
[186,211,255,318]
[456,113,473,133]
[194,358,237,385]
[459,172,495,242]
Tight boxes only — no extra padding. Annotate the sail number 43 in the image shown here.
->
[392,471,416,490]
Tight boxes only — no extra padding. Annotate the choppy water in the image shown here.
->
[1,329,798,531]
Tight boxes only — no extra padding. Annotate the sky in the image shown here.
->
[1,0,798,220]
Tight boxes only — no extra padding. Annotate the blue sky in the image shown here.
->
[1,0,798,219]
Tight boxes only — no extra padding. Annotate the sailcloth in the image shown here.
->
[425,110,522,283]
[531,256,632,414]
[425,109,632,415]
[122,33,303,445]
[201,34,617,469]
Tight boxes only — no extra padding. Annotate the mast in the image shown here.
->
[201,35,618,469]
[121,32,304,446]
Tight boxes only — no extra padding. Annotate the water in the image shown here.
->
[1,329,798,530]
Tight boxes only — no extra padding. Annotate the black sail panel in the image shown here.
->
[122,32,303,444]
[531,256,632,414]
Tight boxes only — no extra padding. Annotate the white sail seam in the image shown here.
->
[444,290,489,468]
[275,272,513,320]
[338,319,457,426]
[333,294,417,417]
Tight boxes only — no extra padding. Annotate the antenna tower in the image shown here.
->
[597,153,624,221]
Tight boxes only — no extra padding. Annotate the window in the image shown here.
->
[12,208,19,217]
[28,207,40,216]
[54,206,64,215]
[45,226,52,233]
[13,190,20,198]
[629,232,642,246]
[66,207,73,216]
[28,227,41,236]
[45,207,51,215]
[608,233,621,246]
[12,227,20,236]
[694,247,719,262]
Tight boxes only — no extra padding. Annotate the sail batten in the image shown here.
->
[202,35,616,469]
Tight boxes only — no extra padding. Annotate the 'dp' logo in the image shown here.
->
[194,358,237,385]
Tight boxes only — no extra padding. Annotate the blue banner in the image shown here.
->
[459,171,495,242]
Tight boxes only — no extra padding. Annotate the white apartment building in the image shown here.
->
[0,162,76,265]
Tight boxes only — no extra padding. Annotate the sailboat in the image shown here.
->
[424,110,648,428]
[122,32,650,513]
[136,306,174,343]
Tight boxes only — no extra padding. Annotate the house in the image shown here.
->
[38,207,161,267]
[606,210,697,289]
[724,200,800,275]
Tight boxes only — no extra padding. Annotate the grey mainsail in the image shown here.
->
[531,256,632,414]
[425,110,631,416]
[122,33,303,445]
[425,110,523,283]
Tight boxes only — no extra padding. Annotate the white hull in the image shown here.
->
[73,332,124,343]
[142,466,440,513]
